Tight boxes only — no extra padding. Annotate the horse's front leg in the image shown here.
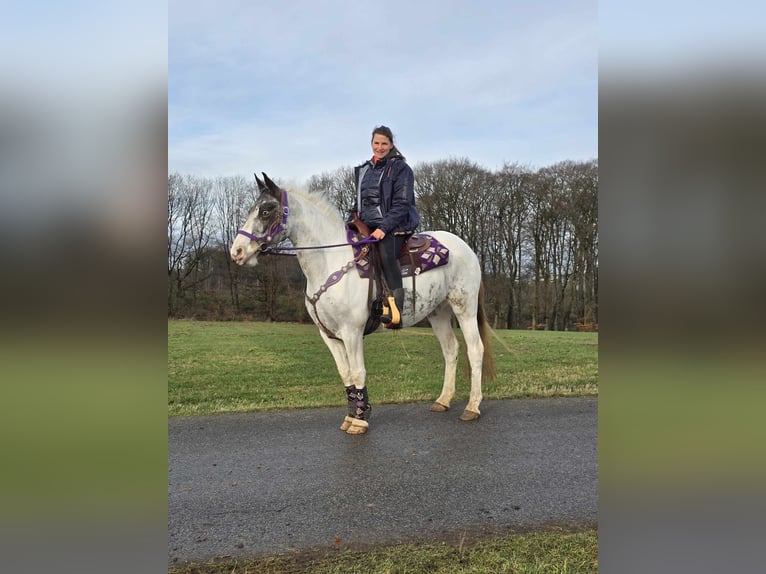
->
[317,330,356,430]
[319,330,351,381]
[341,331,371,435]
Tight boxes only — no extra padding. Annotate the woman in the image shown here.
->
[352,125,420,328]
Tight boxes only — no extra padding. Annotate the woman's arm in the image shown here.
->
[379,162,414,233]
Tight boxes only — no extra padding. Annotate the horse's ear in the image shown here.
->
[254,173,268,194]
[261,172,281,199]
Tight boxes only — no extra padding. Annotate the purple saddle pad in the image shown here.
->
[347,228,449,279]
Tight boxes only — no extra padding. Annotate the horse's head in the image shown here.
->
[230,172,288,266]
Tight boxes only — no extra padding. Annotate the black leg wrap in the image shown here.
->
[345,385,372,420]
[345,385,356,417]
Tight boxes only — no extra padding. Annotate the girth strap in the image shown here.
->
[408,251,418,312]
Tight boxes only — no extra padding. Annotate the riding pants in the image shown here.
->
[376,232,408,292]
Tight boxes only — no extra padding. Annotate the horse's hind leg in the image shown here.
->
[454,308,484,421]
[427,302,459,413]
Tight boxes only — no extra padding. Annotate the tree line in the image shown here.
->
[168,157,598,330]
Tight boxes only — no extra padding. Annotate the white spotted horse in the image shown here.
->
[230,173,495,435]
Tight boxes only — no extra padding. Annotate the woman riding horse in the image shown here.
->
[230,173,493,435]
[351,125,420,328]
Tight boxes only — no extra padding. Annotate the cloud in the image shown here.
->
[169,0,597,183]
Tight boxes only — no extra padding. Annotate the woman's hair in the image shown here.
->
[371,125,395,143]
[371,125,405,159]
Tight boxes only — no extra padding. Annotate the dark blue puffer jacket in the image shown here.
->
[352,151,420,234]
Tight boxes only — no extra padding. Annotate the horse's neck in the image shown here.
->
[287,192,350,286]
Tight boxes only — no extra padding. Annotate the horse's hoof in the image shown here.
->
[346,419,369,435]
[430,402,449,412]
[459,410,481,421]
[340,416,354,431]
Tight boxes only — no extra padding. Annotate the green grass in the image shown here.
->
[170,529,598,574]
[168,320,597,416]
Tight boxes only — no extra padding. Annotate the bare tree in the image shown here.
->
[212,175,256,312]
[307,167,355,216]
[530,163,576,330]
[567,160,599,327]
[167,173,184,315]
[414,157,490,252]
[526,161,599,330]
[167,173,214,316]
[495,163,534,328]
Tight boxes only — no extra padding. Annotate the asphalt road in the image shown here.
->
[168,397,597,564]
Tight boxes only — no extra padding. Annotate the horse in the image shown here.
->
[230,173,495,435]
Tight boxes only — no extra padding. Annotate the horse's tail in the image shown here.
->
[477,281,496,381]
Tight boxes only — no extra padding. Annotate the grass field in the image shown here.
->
[168,320,598,416]
[170,529,598,574]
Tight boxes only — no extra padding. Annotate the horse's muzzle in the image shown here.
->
[230,244,258,266]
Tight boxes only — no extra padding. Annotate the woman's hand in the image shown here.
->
[371,228,386,240]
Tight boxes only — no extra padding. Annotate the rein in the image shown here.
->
[261,237,378,254]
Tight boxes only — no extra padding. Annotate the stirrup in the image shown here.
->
[380,296,401,327]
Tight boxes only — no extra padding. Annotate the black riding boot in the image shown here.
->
[379,234,406,328]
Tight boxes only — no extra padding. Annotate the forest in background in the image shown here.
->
[168,157,597,330]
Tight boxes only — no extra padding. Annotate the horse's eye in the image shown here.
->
[259,209,271,218]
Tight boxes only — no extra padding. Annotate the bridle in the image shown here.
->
[235,191,290,251]
[236,189,378,253]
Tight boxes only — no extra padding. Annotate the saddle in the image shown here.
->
[398,235,446,277]
[347,211,450,335]
[346,213,450,280]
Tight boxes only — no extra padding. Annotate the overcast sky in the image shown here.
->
[169,0,598,186]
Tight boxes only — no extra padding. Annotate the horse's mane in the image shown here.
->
[286,186,345,227]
